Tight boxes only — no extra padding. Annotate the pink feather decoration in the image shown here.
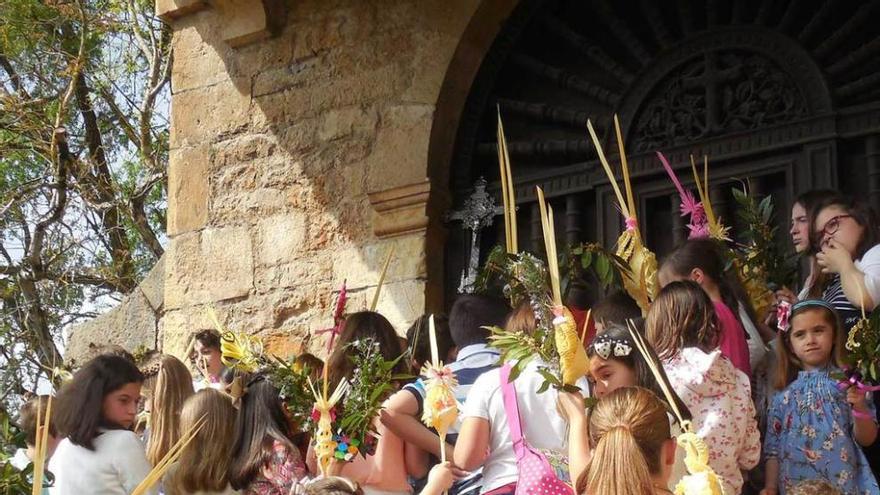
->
[315,281,348,353]
[656,152,708,239]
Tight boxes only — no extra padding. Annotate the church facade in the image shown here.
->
[123,0,880,358]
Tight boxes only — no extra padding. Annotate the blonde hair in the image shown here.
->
[577,387,670,495]
[304,476,364,495]
[166,389,236,494]
[146,355,195,466]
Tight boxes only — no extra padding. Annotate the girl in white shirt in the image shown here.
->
[454,303,588,495]
[50,354,154,495]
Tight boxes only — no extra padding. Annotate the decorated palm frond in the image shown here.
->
[587,116,658,315]
[835,281,880,387]
[420,315,459,466]
[625,322,723,495]
[731,185,797,317]
[497,109,518,254]
[689,155,731,242]
[206,308,264,373]
[657,152,709,239]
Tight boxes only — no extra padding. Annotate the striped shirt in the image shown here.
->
[821,245,880,332]
[403,343,500,495]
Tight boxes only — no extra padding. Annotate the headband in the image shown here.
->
[791,299,835,314]
[589,334,633,360]
[778,299,836,333]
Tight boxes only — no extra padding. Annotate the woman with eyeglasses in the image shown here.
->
[805,194,880,332]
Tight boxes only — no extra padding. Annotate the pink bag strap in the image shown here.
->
[499,364,526,458]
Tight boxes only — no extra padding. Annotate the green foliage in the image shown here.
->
[561,242,629,297]
[268,359,316,435]
[0,0,170,409]
[841,311,880,383]
[336,339,408,457]
[0,406,32,494]
[731,187,797,289]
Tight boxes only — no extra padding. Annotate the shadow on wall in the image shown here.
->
[158,0,518,359]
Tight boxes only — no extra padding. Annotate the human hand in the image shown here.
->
[425,462,458,493]
[847,386,870,414]
[556,390,586,423]
[816,241,854,274]
[775,286,797,305]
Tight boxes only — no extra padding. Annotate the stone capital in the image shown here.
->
[156,0,285,48]
[367,180,431,239]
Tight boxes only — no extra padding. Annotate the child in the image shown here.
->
[166,389,239,494]
[191,329,227,388]
[591,290,641,334]
[380,296,509,494]
[646,280,760,495]
[229,374,308,494]
[319,311,413,495]
[577,387,677,495]
[404,314,456,374]
[455,303,588,495]
[10,395,58,494]
[49,354,155,494]
[558,324,690,490]
[761,300,878,494]
[659,238,753,377]
[147,355,195,466]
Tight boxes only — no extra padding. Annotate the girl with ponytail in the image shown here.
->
[577,387,676,495]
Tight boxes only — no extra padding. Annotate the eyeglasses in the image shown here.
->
[819,214,852,237]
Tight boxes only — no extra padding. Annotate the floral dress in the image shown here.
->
[245,439,309,495]
[764,367,879,495]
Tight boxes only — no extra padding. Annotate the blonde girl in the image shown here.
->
[147,355,195,466]
[166,389,239,495]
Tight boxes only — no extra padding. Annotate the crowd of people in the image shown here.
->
[10,190,880,495]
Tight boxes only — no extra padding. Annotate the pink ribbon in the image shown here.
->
[624,217,638,231]
[315,282,348,353]
[776,300,791,332]
[836,373,880,420]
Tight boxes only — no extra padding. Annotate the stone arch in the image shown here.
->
[424,0,519,309]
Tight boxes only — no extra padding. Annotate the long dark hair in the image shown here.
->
[773,302,845,390]
[661,238,746,323]
[646,280,719,360]
[793,189,838,256]
[808,194,880,297]
[326,311,405,388]
[54,354,144,450]
[587,323,692,424]
[229,376,296,490]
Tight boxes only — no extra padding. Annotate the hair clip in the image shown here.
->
[590,336,633,360]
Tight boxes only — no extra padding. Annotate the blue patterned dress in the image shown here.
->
[764,367,880,495]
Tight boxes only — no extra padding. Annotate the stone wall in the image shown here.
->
[65,257,165,365]
[156,0,513,359]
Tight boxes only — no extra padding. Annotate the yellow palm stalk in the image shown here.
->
[586,117,658,315]
[625,322,723,495]
[370,246,395,312]
[497,109,518,253]
[30,395,52,495]
[689,155,730,242]
[536,187,590,386]
[420,315,459,464]
[132,416,207,495]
